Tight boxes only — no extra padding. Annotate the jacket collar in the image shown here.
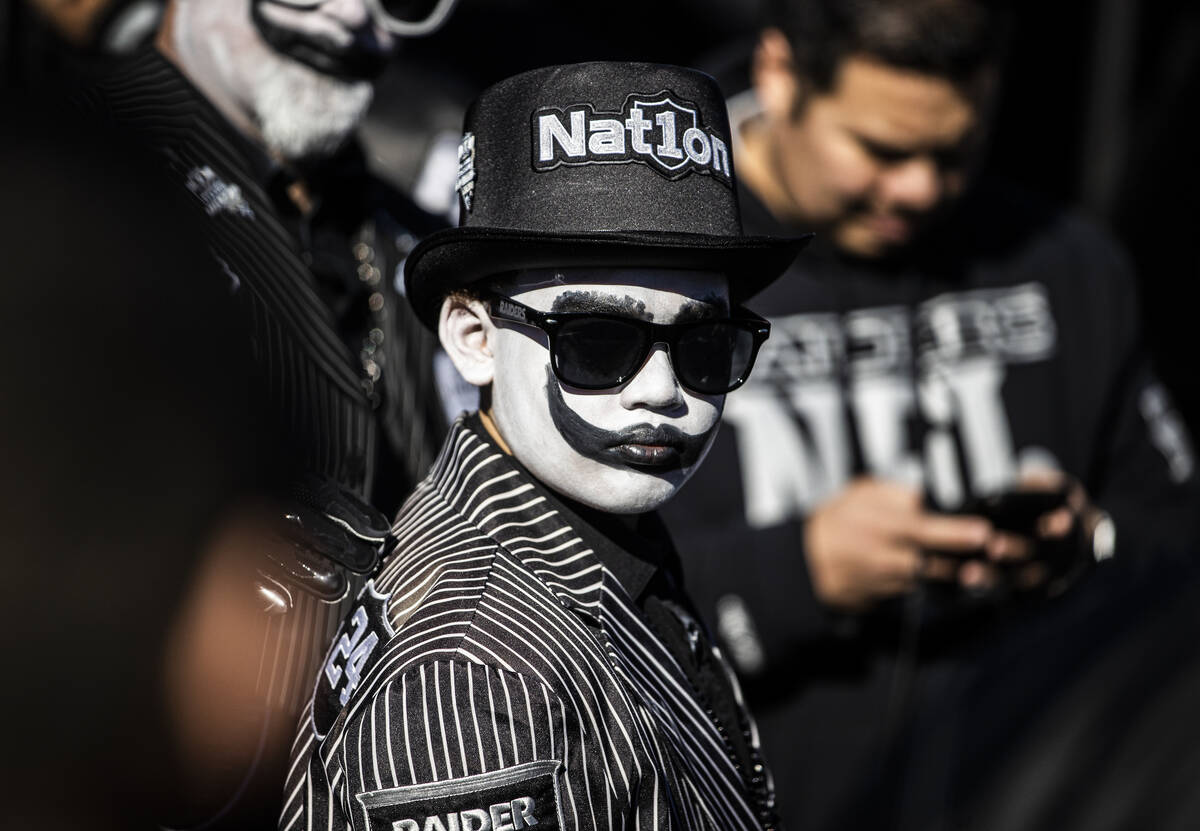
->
[99,47,371,214]
[99,49,279,188]
[416,413,671,624]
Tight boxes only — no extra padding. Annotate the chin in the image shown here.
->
[834,225,888,259]
[251,56,373,161]
[562,467,689,515]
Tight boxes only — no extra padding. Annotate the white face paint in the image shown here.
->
[170,0,394,161]
[488,269,729,515]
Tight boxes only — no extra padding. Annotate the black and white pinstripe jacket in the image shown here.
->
[282,416,780,831]
[86,50,447,719]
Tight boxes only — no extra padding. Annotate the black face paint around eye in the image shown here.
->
[551,291,649,318]
[544,367,711,473]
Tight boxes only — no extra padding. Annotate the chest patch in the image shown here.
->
[312,579,395,739]
[184,165,256,219]
[356,760,564,831]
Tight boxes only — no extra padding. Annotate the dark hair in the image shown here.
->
[772,0,1012,90]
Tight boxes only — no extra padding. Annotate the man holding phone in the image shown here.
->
[662,0,1200,827]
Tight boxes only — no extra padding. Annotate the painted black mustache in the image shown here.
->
[253,4,389,81]
[545,368,712,472]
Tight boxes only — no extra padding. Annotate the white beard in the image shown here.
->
[172,0,376,163]
[251,54,374,161]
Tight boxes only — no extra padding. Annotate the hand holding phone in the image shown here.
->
[964,487,1069,538]
[943,475,1103,597]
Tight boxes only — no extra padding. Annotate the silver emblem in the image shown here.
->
[184,165,256,219]
[456,132,477,212]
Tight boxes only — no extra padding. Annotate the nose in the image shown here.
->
[318,0,371,28]
[619,346,685,412]
[319,0,399,49]
[879,156,942,214]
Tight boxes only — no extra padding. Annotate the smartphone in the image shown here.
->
[963,488,1069,537]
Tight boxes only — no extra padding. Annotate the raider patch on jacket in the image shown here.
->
[356,761,564,831]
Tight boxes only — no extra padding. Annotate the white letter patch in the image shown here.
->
[530,90,732,187]
[311,579,396,740]
[356,760,565,831]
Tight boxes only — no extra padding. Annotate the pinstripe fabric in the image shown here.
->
[85,50,444,715]
[283,417,780,830]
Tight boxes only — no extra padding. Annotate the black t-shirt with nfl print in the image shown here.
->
[661,179,1200,831]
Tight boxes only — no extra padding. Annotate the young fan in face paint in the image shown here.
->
[283,62,808,831]
[445,267,730,515]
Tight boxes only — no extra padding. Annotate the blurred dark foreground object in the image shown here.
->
[853,552,1200,831]
[22,0,163,52]
[0,95,271,829]
[960,565,1200,831]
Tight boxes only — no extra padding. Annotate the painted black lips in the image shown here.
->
[605,424,702,471]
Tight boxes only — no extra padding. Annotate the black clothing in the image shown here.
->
[85,49,445,512]
[82,48,448,825]
[661,179,1200,830]
[284,414,777,830]
[521,467,762,780]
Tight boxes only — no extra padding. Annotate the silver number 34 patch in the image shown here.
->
[313,580,395,739]
[324,605,380,705]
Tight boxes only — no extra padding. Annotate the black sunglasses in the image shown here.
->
[485,292,771,395]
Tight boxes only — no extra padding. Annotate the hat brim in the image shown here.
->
[404,226,813,330]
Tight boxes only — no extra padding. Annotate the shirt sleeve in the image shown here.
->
[1089,350,1200,562]
[1068,222,1200,563]
[289,658,619,831]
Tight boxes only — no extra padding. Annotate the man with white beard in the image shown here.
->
[161,0,398,159]
[283,61,809,831]
[82,0,458,826]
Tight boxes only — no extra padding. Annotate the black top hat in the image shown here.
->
[404,61,811,328]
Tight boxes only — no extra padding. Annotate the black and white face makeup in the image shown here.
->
[168,0,398,160]
[484,268,729,515]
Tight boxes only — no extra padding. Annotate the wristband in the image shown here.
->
[1091,511,1116,562]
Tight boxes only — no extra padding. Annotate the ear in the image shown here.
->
[753,28,804,123]
[438,294,495,388]
[155,0,181,55]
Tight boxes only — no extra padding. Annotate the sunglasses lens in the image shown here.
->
[675,323,757,394]
[553,318,648,389]
[377,0,444,22]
